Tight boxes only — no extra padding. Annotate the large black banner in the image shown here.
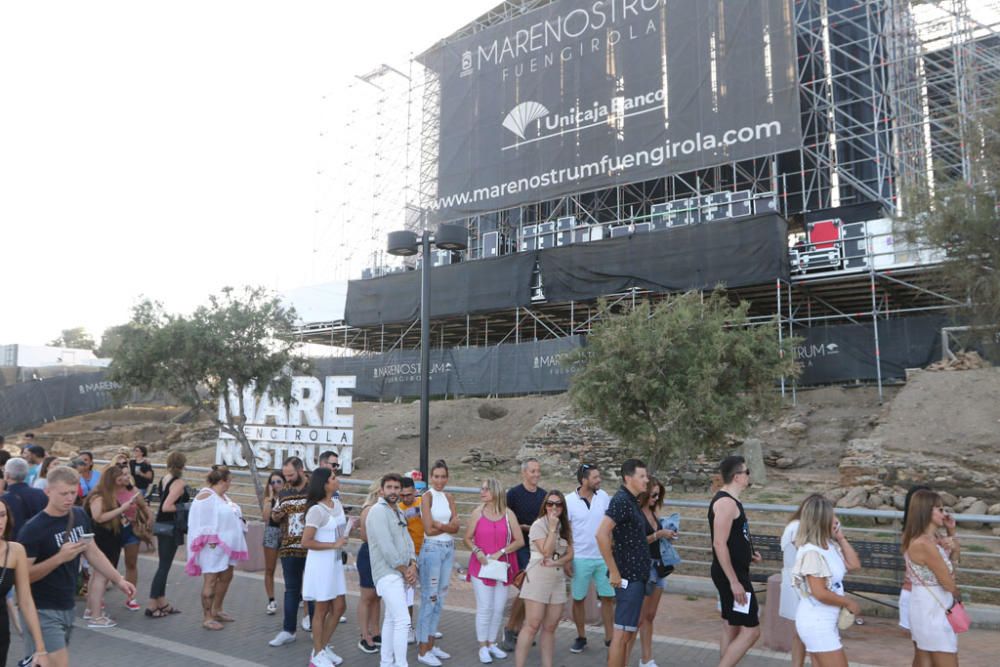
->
[795,315,946,386]
[0,372,122,435]
[420,0,802,221]
[313,336,583,400]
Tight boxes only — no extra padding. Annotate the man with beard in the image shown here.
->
[268,456,314,647]
[566,463,615,653]
[367,473,417,667]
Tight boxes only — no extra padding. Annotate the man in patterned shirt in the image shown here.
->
[268,456,313,647]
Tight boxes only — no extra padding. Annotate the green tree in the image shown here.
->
[565,290,799,473]
[904,100,1000,349]
[96,324,131,359]
[109,287,308,508]
[49,327,96,350]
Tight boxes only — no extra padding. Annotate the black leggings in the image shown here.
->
[149,533,180,599]
[0,608,9,667]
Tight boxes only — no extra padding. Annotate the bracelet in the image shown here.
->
[35,651,48,656]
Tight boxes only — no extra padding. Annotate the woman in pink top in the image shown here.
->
[464,477,524,665]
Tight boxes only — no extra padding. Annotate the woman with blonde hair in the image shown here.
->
[903,490,961,667]
[791,495,861,667]
[356,480,382,653]
[464,477,524,664]
[780,494,826,667]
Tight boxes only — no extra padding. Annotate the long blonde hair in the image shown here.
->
[480,477,507,516]
[794,495,835,549]
[362,480,381,509]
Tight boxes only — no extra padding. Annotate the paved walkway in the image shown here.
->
[12,555,998,667]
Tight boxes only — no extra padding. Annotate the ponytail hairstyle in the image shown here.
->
[207,465,231,486]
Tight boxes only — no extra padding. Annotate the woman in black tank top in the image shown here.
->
[146,451,190,617]
[0,497,52,666]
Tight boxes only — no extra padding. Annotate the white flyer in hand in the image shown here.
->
[733,591,752,614]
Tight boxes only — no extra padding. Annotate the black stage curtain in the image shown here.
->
[344,252,537,327]
[536,214,789,303]
[345,215,788,327]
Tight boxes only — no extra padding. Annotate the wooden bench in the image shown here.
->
[750,534,903,596]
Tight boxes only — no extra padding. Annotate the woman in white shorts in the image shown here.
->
[791,495,861,667]
[186,466,248,631]
[781,495,824,667]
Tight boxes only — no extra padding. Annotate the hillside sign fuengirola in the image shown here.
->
[215,375,357,474]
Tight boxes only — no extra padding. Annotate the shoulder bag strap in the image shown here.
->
[905,552,951,612]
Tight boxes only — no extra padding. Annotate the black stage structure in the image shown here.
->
[297,0,999,400]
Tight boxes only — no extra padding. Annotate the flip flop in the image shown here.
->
[214,612,235,623]
[202,620,224,631]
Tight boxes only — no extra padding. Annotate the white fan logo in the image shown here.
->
[502,101,549,140]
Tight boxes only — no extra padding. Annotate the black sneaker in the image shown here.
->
[570,637,587,653]
[373,635,382,647]
[358,639,378,654]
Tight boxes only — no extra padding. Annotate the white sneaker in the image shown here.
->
[268,630,296,647]
[478,646,493,664]
[265,600,277,615]
[431,646,451,660]
[323,646,344,666]
[433,631,443,639]
[488,644,507,659]
[417,652,443,666]
[309,649,332,667]
[302,614,312,631]
[408,627,417,644]
[340,615,347,623]
[639,661,659,667]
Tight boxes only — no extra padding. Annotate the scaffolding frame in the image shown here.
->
[298,0,1000,397]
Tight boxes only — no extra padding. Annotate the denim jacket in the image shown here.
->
[658,513,682,567]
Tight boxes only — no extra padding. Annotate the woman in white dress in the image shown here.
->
[902,490,961,667]
[791,495,861,667]
[781,495,825,667]
[301,466,353,667]
[185,466,248,631]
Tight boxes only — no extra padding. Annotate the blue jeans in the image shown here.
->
[416,539,454,643]
[280,556,314,634]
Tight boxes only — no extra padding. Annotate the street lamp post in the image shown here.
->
[387,221,468,481]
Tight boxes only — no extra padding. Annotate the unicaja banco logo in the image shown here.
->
[825,343,839,354]
[502,101,549,140]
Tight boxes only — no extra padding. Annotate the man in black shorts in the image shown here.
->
[596,458,650,667]
[708,455,762,667]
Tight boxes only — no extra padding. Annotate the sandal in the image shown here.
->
[144,607,168,618]
[214,612,235,623]
[162,605,182,615]
[202,620,224,631]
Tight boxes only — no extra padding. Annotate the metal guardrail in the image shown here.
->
[127,462,1000,602]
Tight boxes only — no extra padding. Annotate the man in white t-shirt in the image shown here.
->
[565,463,615,654]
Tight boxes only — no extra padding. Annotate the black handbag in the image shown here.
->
[153,521,176,538]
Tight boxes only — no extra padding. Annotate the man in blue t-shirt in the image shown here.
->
[19,466,136,665]
[499,458,546,651]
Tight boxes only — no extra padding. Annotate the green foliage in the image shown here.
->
[904,99,1000,346]
[48,327,96,351]
[108,286,308,508]
[565,290,799,473]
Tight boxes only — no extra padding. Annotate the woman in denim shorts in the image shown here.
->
[261,471,284,615]
[633,477,677,667]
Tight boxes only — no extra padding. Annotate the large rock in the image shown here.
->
[825,487,849,504]
[892,493,907,511]
[954,496,978,513]
[477,403,509,421]
[49,440,77,457]
[737,438,767,486]
[988,503,1000,515]
[837,486,869,509]
[959,500,989,529]
[938,491,959,508]
[783,421,808,437]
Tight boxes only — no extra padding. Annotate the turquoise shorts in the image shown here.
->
[571,557,615,600]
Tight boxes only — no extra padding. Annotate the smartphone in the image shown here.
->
[79,533,95,542]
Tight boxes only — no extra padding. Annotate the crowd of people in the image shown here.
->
[0,432,970,667]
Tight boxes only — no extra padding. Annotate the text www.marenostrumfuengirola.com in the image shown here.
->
[429,120,783,211]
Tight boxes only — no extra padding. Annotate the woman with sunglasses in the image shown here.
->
[633,477,676,667]
[261,470,284,615]
[514,490,573,667]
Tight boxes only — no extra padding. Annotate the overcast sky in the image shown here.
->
[0,0,497,347]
